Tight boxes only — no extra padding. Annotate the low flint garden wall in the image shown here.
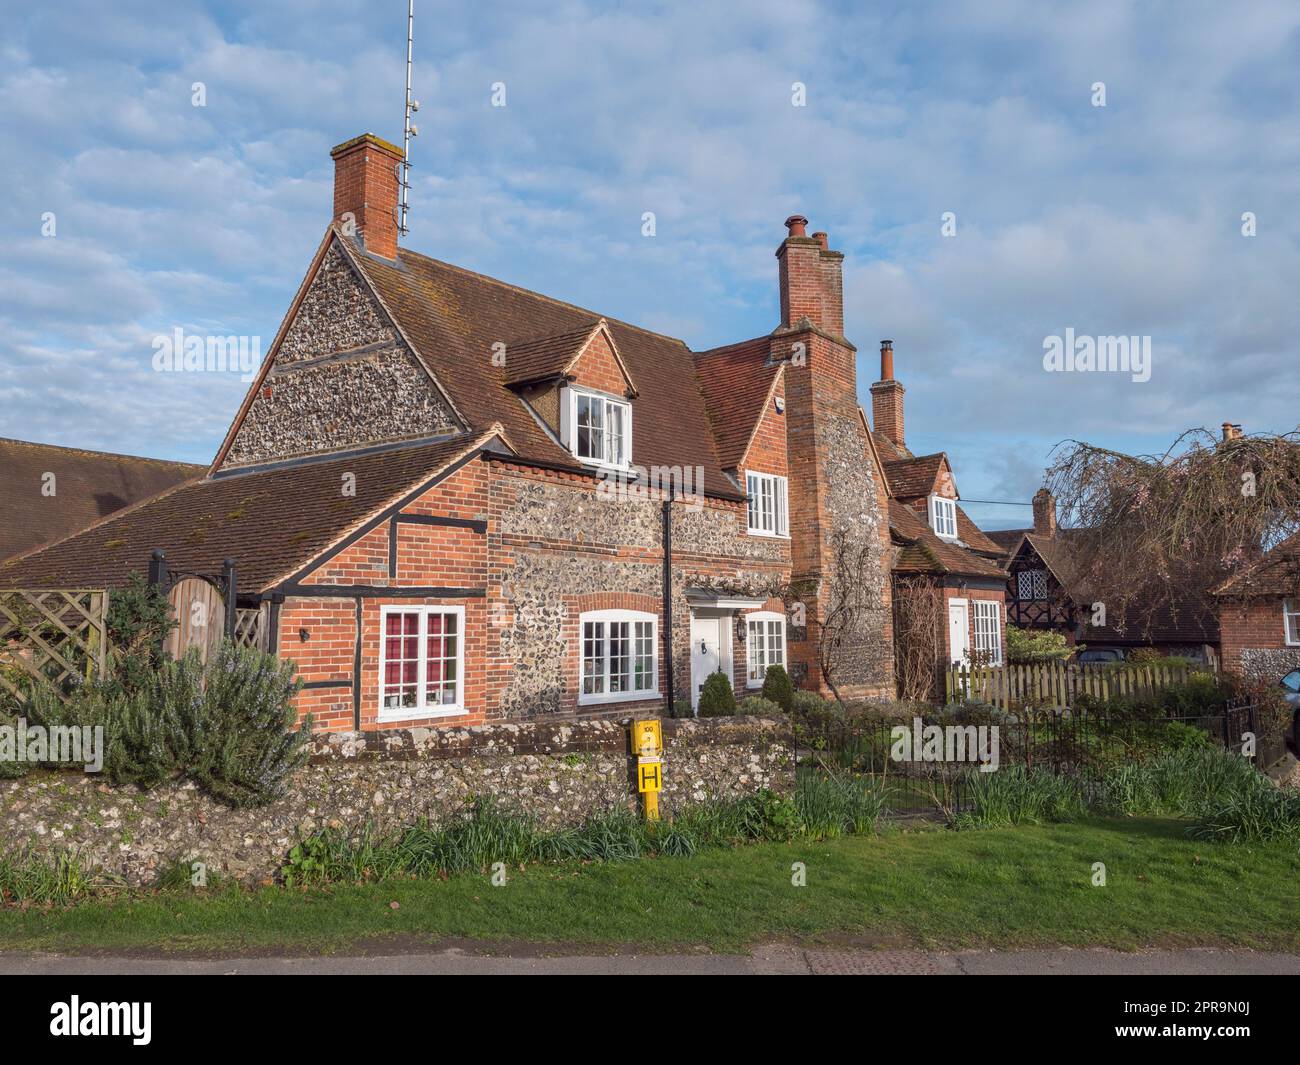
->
[0,714,792,885]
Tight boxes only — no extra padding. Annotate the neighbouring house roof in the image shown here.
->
[337,234,742,501]
[0,438,202,563]
[1212,531,1300,598]
[888,500,1007,580]
[693,336,784,472]
[1013,531,1220,644]
[0,432,501,594]
[985,527,1031,554]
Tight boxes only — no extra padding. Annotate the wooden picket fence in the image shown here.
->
[0,589,111,705]
[945,660,1198,711]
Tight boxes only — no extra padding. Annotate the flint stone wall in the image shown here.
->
[1241,647,1300,684]
[0,715,792,885]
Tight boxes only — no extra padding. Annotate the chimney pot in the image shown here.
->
[784,214,809,238]
[812,230,828,249]
[1221,422,1243,442]
[869,341,905,448]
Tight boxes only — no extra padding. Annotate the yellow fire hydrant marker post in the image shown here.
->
[633,719,663,820]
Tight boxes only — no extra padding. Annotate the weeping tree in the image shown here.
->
[1044,427,1300,641]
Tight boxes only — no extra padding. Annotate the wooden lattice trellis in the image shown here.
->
[233,605,269,652]
[0,590,110,705]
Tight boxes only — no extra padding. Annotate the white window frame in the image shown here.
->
[928,494,958,540]
[578,609,658,705]
[1017,569,1049,601]
[972,599,1003,666]
[745,610,787,687]
[746,471,789,537]
[1285,598,1300,646]
[560,385,631,469]
[378,605,466,721]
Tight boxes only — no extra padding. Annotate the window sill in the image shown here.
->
[572,454,632,474]
[578,689,661,707]
[377,704,466,723]
[746,529,790,539]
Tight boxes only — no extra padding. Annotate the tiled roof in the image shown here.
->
[872,431,911,463]
[693,337,783,471]
[883,453,944,499]
[501,321,603,387]
[1213,531,1300,597]
[956,507,1009,556]
[0,433,495,593]
[889,500,1006,579]
[345,236,742,501]
[0,438,202,562]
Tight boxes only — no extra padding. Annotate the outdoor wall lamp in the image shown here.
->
[299,627,310,643]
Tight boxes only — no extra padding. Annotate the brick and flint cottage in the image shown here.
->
[864,345,1008,697]
[1214,531,1300,684]
[3,132,1009,730]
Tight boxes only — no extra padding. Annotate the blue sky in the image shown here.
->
[2,0,1297,530]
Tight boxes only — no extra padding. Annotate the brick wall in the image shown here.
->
[1219,596,1300,681]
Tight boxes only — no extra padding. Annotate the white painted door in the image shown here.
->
[690,615,722,711]
[947,599,970,665]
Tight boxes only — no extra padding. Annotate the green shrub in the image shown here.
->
[104,572,177,696]
[1006,625,1075,663]
[696,671,736,717]
[759,664,794,712]
[99,642,311,806]
[791,690,834,718]
[737,695,781,716]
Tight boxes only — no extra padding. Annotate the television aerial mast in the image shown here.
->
[398,0,417,236]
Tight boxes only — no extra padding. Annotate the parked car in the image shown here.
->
[1281,670,1300,748]
[1077,647,1125,665]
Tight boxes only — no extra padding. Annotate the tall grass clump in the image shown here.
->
[955,767,1087,828]
[0,848,107,904]
[795,768,888,838]
[1190,786,1300,844]
[1096,748,1265,818]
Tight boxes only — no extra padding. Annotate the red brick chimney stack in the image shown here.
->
[330,133,404,261]
[870,340,906,449]
[1032,487,1057,538]
[776,215,845,337]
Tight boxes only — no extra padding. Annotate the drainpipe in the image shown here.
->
[661,484,675,715]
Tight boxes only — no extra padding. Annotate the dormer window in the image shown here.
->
[928,494,957,540]
[562,386,631,468]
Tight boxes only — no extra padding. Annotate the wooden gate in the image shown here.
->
[164,577,226,666]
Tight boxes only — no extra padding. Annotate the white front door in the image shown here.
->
[690,614,726,711]
[948,599,970,665]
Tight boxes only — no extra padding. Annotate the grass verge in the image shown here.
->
[1,816,1297,955]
